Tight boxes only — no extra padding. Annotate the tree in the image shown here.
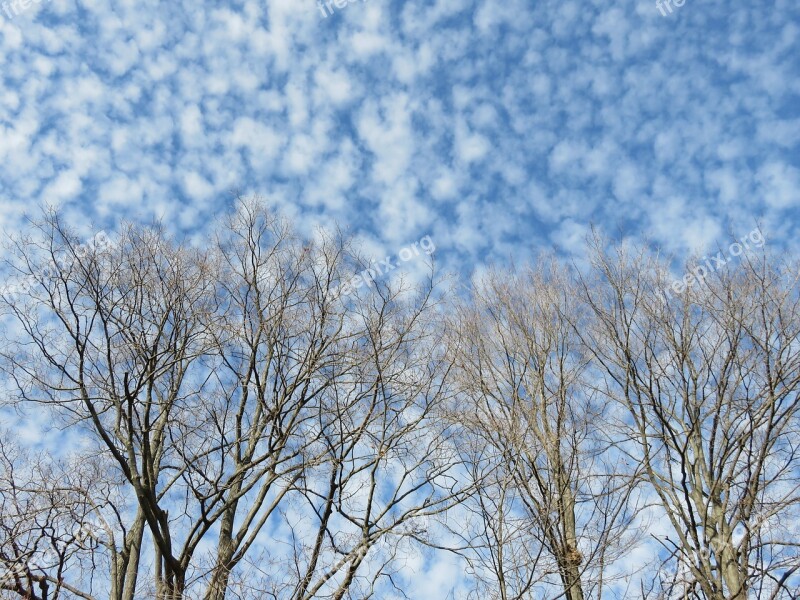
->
[445,261,640,600]
[581,241,800,599]
[1,212,226,598]
[0,433,106,600]
[0,199,468,599]
[280,276,468,600]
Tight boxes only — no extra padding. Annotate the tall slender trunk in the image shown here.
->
[157,571,186,600]
[712,528,747,598]
[561,559,585,600]
[204,499,238,600]
[121,512,145,600]
[557,472,584,600]
[155,544,186,600]
[108,510,145,600]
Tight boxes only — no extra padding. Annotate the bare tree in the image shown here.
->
[581,241,800,599]
[445,438,546,600]
[5,206,798,599]
[196,202,356,600]
[279,277,468,600]
[445,261,640,600]
[0,212,227,598]
[0,433,106,600]
[0,200,468,600]
[451,261,635,600]
[70,451,146,600]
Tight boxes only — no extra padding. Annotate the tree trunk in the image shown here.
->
[204,502,238,600]
[157,572,186,600]
[108,510,145,600]
[558,478,584,600]
[121,512,145,600]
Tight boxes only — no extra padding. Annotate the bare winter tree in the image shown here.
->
[1,204,355,599]
[445,261,641,600]
[0,212,226,599]
[0,433,107,600]
[0,200,468,600]
[13,202,797,600]
[65,451,146,600]
[581,240,800,599]
[180,203,354,600]
[274,277,469,600]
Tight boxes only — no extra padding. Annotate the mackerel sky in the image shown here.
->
[0,0,798,594]
[1,0,798,272]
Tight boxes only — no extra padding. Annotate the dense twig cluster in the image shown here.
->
[0,202,798,599]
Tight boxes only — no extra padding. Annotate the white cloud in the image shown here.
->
[757,161,800,209]
[42,170,83,206]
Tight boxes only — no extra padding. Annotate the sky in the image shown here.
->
[1,0,798,276]
[0,0,799,596]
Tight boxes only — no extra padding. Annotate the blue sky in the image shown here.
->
[1,0,797,276]
[0,0,798,595]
